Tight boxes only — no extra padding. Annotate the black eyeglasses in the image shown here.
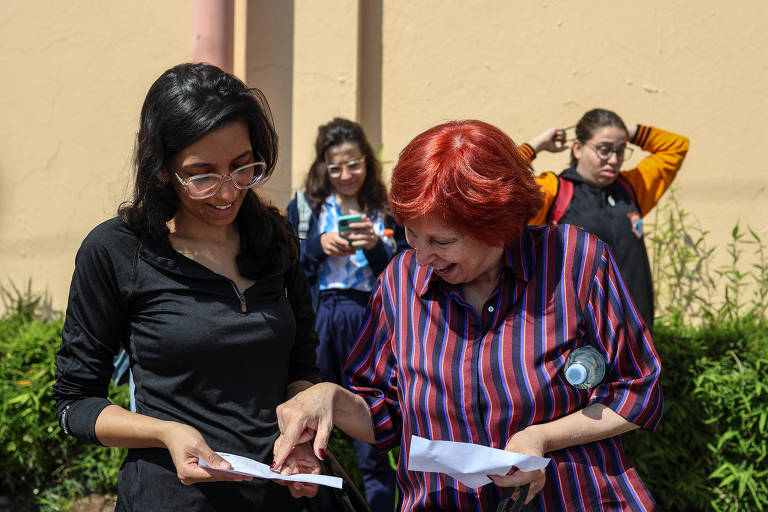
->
[584,143,633,161]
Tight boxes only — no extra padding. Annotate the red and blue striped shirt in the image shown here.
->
[346,224,663,511]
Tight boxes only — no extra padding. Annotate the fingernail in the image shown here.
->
[318,449,325,460]
[270,461,278,471]
[219,461,230,469]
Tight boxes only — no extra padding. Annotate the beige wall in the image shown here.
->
[0,1,193,311]
[376,1,767,240]
[1,0,767,312]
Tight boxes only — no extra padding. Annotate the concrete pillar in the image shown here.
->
[192,0,234,72]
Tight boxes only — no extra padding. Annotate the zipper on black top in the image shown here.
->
[230,282,247,313]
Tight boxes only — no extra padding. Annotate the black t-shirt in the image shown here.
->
[53,217,321,510]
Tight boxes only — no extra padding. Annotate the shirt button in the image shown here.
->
[488,306,495,313]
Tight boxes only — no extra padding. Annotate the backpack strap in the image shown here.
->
[295,190,312,239]
[547,176,574,225]
[615,175,638,207]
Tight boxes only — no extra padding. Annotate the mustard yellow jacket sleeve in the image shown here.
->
[521,126,690,224]
[621,125,690,216]
[518,142,560,226]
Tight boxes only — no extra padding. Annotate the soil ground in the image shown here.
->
[71,494,117,512]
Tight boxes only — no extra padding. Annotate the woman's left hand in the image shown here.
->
[273,441,321,498]
[529,127,569,154]
[344,214,379,250]
[488,428,548,504]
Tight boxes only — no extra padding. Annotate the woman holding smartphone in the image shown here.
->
[286,117,407,512]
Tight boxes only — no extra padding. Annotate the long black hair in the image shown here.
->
[570,108,629,167]
[303,117,388,213]
[119,62,296,275]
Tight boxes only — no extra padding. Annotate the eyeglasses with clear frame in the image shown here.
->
[174,161,267,199]
[325,156,365,178]
[585,143,633,161]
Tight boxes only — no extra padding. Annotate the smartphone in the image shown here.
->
[337,214,363,234]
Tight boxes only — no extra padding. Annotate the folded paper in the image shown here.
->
[199,451,343,489]
[407,435,550,488]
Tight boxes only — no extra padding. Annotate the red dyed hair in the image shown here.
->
[390,120,544,248]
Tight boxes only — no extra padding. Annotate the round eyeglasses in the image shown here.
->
[585,143,633,161]
[325,156,365,178]
[174,162,267,199]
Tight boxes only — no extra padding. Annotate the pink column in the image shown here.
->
[192,0,234,73]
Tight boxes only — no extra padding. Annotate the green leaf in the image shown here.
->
[8,392,30,405]
[715,430,740,451]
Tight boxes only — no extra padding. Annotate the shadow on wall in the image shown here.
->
[245,0,295,207]
[244,1,385,208]
[360,0,383,159]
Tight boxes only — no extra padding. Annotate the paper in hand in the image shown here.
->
[199,452,343,489]
[407,435,550,488]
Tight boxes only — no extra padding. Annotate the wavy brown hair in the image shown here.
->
[303,118,389,213]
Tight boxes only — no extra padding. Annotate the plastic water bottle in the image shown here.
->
[564,346,606,389]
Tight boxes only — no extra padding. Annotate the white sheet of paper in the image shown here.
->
[407,435,550,488]
[198,452,343,489]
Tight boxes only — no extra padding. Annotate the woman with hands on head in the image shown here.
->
[520,109,690,329]
[286,117,407,512]
[53,63,322,510]
[274,120,664,511]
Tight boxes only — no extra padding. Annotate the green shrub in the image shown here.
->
[624,317,768,511]
[2,192,766,510]
[0,283,128,511]
[624,192,768,510]
[650,190,768,323]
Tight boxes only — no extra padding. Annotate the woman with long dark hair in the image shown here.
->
[286,118,407,512]
[53,63,321,510]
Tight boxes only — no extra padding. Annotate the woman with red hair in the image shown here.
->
[273,120,663,511]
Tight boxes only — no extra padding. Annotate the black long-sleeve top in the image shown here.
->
[52,217,321,510]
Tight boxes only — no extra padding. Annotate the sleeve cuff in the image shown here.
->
[304,234,326,263]
[631,124,652,148]
[362,392,402,453]
[518,143,537,163]
[591,379,664,432]
[59,397,113,445]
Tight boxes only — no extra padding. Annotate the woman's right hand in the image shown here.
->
[161,421,253,485]
[320,232,356,257]
[529,127,569,154]
[488,427,547,504]
[272,382,338,471]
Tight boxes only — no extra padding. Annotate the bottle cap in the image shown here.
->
[382,228,395,237]
[565,363,588,385]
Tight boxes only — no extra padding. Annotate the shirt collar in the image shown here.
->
[414,230,532,298]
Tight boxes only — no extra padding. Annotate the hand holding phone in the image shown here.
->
[337,213,380,251]
[320,232,357,257]
[337,214,363,234]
